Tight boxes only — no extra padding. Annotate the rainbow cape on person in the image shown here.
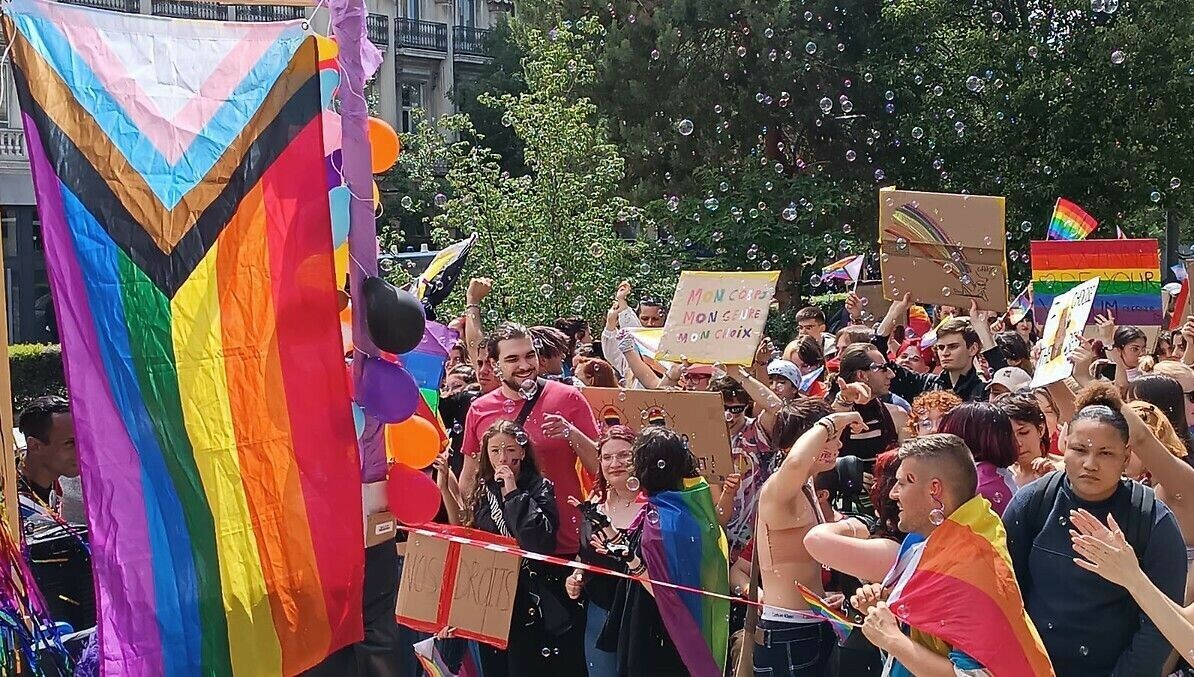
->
[5,0,364,673]
[886,496,1054,676]
[640,476,730,677]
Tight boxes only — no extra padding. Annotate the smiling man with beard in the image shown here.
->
[460,322,601,557]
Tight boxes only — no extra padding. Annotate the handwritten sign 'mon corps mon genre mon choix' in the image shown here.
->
[396,525,521,649]
[656,271,781,366]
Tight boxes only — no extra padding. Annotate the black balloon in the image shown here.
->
[362,276,426,354]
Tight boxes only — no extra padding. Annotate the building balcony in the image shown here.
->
[0,128,27,167]
[395,18,447,53]
[366,13,390,47]
[150,0,229,20]
[453,26,491,57]
[59,0,139,12]
[232,4,306,21]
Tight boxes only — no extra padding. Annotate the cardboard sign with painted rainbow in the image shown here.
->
[1029,239,1162,336]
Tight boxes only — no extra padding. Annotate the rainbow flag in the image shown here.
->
[796,583,856,643]
[7,1,364,674]
[413,637,457,677]
[1030,239,1162,329]
[641,476,730,677]
[1047,198,1098,241]
[1008,285,1033,324]
[821,254,864,282]
[886,496,1053,676]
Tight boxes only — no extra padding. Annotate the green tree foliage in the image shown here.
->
[451,19,529,176]
[388,19,678,326]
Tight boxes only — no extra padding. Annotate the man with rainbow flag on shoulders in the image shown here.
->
[851,434,1054,676]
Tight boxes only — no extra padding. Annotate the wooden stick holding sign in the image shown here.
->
[656,271,780,366]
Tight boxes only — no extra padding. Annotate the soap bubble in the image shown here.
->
[433,193,448,207]
[818,97,833,113]
[1151,190,1162,203]
[911,126,925,139]
[1111,50,1126,64]
[805,41,817,54]
[589,242,605,258]
[626,476,641,492]
[539,283,554,297]
[845,150,857,162]
[677,119,695,136]
[704,197,720,211]
[991,10,1003,23]
[966,75,983,92]
[400,195,414,210]
[896,237,908,250]
[1172,177,1183,190]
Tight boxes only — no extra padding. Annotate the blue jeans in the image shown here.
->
[584,603,618,677]
[751,619,836,676]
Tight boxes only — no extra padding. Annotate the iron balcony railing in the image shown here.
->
[453,25,491,56]
[59,0,139,12]
[395,18,447,52]
[366,13,390,47]
[233,4,305,21]
[150,0,228,20]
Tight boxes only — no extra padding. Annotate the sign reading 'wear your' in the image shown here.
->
[656,271,780,366]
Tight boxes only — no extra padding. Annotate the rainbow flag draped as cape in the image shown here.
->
[6,1,364,674]
[640,476,730,677]
[886,496,1053,676]
[1047,198,1098,241]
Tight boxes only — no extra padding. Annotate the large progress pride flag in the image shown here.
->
[5,0,364,674]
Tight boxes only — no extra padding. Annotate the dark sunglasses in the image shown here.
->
[724,404,748,414]
[867,362,893,372]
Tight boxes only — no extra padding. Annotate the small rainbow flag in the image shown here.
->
[796,583,855,644]
[1008,285,1033,325]
[1047,198,1098,241]
[413,637,457,677]
[821,254,865,283]
[885,496,1053,676]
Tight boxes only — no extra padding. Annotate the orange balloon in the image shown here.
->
[367,117,401,174]
[386,416,440,470]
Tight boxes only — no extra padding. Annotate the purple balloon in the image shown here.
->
[358,357,419,423]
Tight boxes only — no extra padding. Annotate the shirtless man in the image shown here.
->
[754,398,865,676]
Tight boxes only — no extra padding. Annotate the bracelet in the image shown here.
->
[815,418,837,438]
[628,561,647,576]
[832,395,849,409]
[465,303,481,312]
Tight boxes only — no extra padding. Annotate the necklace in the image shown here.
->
[17,475,90,556]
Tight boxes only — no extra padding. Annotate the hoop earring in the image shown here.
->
[929,494,946,526]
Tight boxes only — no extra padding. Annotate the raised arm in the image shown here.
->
[765,411,864,503]
[724,363,783,433]
[1181,318,1194,367]
[1121,402,1194,510]
[463,277,491,362]
[877,292,912,341]
[615,329,664,389]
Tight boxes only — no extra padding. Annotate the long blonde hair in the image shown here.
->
[1127,400,1188,459]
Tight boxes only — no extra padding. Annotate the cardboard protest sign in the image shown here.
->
[855,281,905,325]
[1030,278,1100,388]
[1166,259,1194,330]
[657,271,780,365]
[581,387,734,484]
[878,188,1008,311]
[1030,239,1162,342]
[397,525,521,648]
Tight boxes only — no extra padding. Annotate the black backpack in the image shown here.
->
[1024,471,1156,561]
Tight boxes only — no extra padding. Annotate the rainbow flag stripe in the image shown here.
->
[1030,239,1162,329]
[7,1,363,674]
[796,583,855,643]
[1047,198,1098,241]
[641,476,730,677]
[888,497,1053,676]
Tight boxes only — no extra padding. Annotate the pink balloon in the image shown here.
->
[387,463,441,525]
[323,110,342,154]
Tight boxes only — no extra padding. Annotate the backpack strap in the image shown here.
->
[1125,481,1156,562]
[1027,471,1066,539]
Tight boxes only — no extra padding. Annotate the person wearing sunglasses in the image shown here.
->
[830,344,905,462]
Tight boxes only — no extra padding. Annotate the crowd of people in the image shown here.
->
[18,273,1194,676]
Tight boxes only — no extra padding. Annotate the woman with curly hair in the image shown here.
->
[905,391,963,438]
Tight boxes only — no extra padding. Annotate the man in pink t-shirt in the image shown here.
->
[461,323,600,555]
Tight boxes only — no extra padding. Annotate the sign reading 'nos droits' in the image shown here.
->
[657,271,780,366]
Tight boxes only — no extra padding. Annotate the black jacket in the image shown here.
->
[873,333,1007,403]
[472,474,559,555]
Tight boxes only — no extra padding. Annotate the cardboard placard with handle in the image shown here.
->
[878,187,1008,311]
[581,387,733,484]
[1030,277,1100,388]
[656,271,780,365]
[396,524,521,649]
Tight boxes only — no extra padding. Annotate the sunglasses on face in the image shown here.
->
[724,404,748,415]
[866,362,892,372]
[1185,391,1194,404]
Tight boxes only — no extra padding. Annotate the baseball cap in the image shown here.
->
[767,359,801,387]
[990,366,1032,395]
